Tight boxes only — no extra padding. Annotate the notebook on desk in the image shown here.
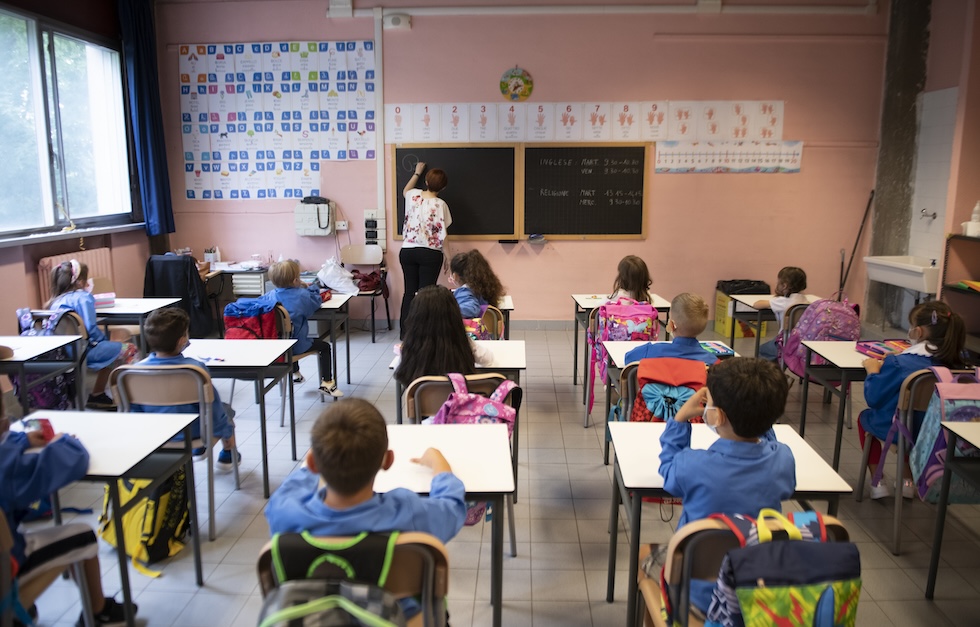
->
[699,341,735,357]
[855,339,911,359]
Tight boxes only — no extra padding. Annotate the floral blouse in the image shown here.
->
[403,188,452,251]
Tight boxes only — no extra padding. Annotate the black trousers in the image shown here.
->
[291,337,332,380]
[399,246,443,338]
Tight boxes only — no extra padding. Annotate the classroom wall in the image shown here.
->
[947,1,980,230]
[156,2,890,322]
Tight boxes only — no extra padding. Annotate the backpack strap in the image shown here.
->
[929,366,955,384]
[787,510,827,542]
[271,531,399,587]
[871,411,916,488]
[489,379,517,403]
[755,508,803,543]
[707,513,755,547]
[447,372,468,396]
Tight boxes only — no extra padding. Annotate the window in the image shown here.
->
[0,8,132,237]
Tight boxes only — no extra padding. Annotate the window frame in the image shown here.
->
[0,3,141,241]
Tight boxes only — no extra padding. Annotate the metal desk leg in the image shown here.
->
[926,433,957,599]
[288,372,297,462]
[754,311,763,357]
[329,311,338,386]
[256,379,270,499]
[183,432,204,585]
[606,462,622,602]
[490,494,504,627]
[344,306,351,384]
[395,380,404,424]
[832,374,849,471]
[573,304,580,385]
[800,346,813,438]
[626,474,643,627]
[729,309,736,352]
[503,310,511,340]
[109,486,136,627]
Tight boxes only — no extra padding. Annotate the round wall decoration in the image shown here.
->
[500,67,533,102]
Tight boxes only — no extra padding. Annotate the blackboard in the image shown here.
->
[393,146,517,238]
[524,146,646,237]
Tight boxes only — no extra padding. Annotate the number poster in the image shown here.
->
[655,140,803,174]
[180,41,377,200]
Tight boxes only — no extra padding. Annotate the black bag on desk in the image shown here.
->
[715,279,771,295]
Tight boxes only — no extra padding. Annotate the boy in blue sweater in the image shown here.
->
[266,398,466,542]
[625,293,717,366]
[0,398,135,625]
[136,307,239,468]
[658,357,795,614]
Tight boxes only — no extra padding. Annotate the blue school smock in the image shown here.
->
[0,431,89,563]
[624,336,718,366]
[254,286,321,354]
[49,289,122,369]
[453,285,486,318]
[860,344,938,440]
[130,354,235,440]
[265,466,467,545]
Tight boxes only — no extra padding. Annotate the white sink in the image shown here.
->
[863,256,940,293]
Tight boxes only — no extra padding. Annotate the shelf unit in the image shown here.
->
[940,234,980,356]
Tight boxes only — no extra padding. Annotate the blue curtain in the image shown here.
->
[117,0,175,236]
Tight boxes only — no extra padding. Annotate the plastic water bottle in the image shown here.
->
[973,201,980,223]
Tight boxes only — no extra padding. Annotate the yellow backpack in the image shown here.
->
[98,468,190,577]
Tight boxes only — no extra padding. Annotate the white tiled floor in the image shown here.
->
[28,322,980,626]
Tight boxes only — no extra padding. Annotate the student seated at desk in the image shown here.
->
[393,285,493,388]
[449,250,505,318]
[0,396,137,626]
[609,254,652,303]
[256,260,342,398]
[48,260,138,409]
[624,293,717,366]
[656,358,795,615]
[135,308,240,469]
[265,399,467,617]
[754,266,808,362]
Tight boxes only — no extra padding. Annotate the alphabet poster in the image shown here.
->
[180,41,376,201]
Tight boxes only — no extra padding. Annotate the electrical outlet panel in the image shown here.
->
[335,220,348,231]
[364,209,378,220]
[365,230,378,239]
[365,219,378,229]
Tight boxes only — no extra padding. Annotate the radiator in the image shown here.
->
[38,248,114,305]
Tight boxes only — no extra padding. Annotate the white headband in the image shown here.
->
[69,259,80,283]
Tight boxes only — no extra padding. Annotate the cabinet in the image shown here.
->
[940,234,980,357]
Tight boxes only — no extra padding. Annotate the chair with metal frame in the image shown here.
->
[19,310,89,411]
[480,305,505,340]
[340,244,391,343]
[778,302,810,372]
[257,531,449,627]
[404,373,522,558]
[110,364,241,541]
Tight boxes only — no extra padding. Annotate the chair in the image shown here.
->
[257,532,449,627]
[481,305,504,340]
[143,255,213,338]
[778,302,809,372]
[404,373,522,558]
[19,310,89,411]
[110,364,241,541]
[638,515,850,627]
[340,244,391,343]
[604,361,639,465]
[0,515,95,627]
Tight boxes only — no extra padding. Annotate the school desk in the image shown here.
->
[0,334,84,412]
[498,294,514,339]
[96,297,181,355]
[376,424,514,627]
[926,421,980,599]
[310,292,353,385]
[390,340,527,424]
[799,340,866,470]
[726,293,820,357]
[605,422,852,627]
[573,293,672,401]
[24,409,202,627]
[183,338,297,498]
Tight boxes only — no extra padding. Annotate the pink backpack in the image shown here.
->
[782,298,861,378]
[587,298,659,412]
[431,373,517,524]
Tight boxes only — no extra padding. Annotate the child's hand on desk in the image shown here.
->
[26,430,50,448]
[411,447,452,475]
[674,387,708,423]
[862,358,883,375]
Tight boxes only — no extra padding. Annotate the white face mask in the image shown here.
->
[704,405,719,434]
[84,278,94,293]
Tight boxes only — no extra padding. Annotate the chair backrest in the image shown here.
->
[256,532,449,627]
[481,305,504,340]
[661,515,850,626]
[404,372,522,422]
[272,303,292,340]
[778,302,809,370]
[340,244,383,266]
[110,365,214,441]
[620,362,639,418]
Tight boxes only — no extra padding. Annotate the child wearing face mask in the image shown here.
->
[657,357,796,615]
[47,260,138,408]
[859,300,966,500]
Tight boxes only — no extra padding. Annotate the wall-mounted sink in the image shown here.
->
[863,256,940,293]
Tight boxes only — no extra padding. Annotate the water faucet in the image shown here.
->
[920,208,937,220]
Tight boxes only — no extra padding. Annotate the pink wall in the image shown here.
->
[926,0,969,92]
[155,3,889,322]
[947,2,980,228]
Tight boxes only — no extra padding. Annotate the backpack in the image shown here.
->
[258,580,406,627]
[629,358,707,423]
[782,299,861,378]
[223,301,278,340]
[704,509,862,627]
[431,373,517,524]
[463,305,493,340]
[9,308,77,411]
[908,367,980,503]
[98,468,190,577]
[587,297,658,412]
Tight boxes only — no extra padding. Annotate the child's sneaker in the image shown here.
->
[870,481,891,500]
[76,597,135,626]
[901,479,916,500]
[216,448,241,470]
[292,372,305,384]
[318,380,344,398]
[192,446,208,460]
[86,393,115,410]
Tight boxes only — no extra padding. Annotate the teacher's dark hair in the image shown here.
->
[424,169,447,193]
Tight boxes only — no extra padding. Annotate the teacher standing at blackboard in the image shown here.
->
[399,162,452,339]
